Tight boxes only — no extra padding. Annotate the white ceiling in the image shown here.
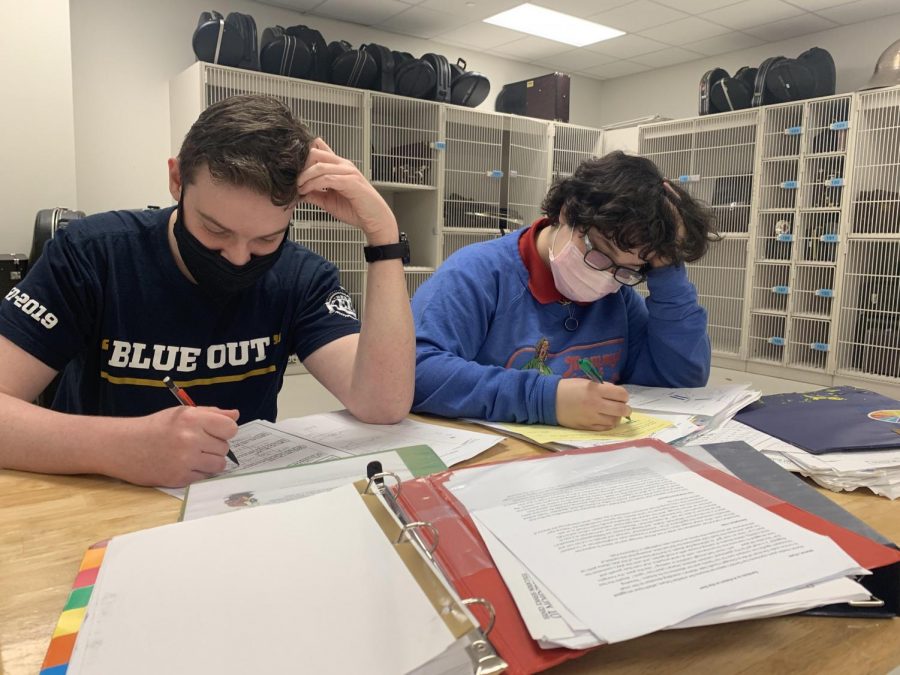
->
[257,0,900,80]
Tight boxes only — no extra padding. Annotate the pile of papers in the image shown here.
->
[161,411,504,499]
[445,446,871,648]
[689,420,900,500]
[469,384,761,451]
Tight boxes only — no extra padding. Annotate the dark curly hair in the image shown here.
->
[541,151,718,264]
[177,94,314,207]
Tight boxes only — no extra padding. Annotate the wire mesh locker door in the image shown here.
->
[748,313,787,364]
[689,237,751,355]
[442,109,506,262]
[505,116,551,234]
[837,88,900,382]
[370,95,442,188]
[369,94,442,274]
[551,123,602,182]
[639,120,694,187]
[688,113,758,356]
[636,120,696,302]
[837,241,900,380]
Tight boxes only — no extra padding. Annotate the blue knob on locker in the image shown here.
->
[430,141,446,151]
[810,342,830,352]
[781,180,799,189]
[486,170,503,179]
[776,233,794,242]
[814,288,834,298]
[784,126,803,135]
[772,285,790,295]
[768,337,786,346]
[820,233,839,243]
[829,121,849,131]
[825,177,844,187]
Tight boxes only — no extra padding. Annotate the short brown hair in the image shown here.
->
[178,94,314,207]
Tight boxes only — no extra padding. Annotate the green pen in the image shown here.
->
[577,358,633,422]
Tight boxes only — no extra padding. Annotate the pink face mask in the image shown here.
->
[548,226,622,302]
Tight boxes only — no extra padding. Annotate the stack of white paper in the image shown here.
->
[161,413,504,499]
[688,420,900,500]
[445,447,870,648]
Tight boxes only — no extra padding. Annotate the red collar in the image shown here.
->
[518,217,567,304]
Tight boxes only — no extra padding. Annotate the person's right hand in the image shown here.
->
[113,406,240,488]
[555,379,631,431]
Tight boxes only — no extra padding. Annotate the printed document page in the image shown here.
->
[625,384,759,417]
[159,419,348,499]
[447,447,865,643]
[68,484,459,675]
[275,410,503,466]
[182,445,444,521]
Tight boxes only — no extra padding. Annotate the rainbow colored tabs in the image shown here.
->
[39,541,109,674]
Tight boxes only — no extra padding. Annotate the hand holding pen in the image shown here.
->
[163,376,240,466]
[577,358,633,423]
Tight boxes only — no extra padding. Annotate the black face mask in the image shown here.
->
[173,191,287,297]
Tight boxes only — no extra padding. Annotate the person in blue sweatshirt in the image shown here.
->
[411,151,717,431]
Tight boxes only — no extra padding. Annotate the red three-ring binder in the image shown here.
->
[395,439,900,675]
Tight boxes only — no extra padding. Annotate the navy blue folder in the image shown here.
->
[734,386,900,454]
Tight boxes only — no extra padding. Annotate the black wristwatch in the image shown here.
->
[364,232,410,264]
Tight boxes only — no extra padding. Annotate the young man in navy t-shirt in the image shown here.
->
[0,95,414,488]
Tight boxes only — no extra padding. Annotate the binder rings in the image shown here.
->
[391,439,900,675]
[41,440,900,675]
[40,481,508,675]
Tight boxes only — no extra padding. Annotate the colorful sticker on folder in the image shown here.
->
[40,540,109,674]
[868,410,900,424]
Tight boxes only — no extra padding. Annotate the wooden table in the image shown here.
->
[1,424,898,675]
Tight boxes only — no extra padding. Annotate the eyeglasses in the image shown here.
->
[582,234,647,286]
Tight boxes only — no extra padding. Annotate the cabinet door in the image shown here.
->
[441,108,506,261]
[505,116,551,234]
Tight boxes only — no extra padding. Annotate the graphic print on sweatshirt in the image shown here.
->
[508,337,624,382]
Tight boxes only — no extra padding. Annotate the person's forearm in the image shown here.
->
[348,259,415,423]
[0,392,135,477]
[624,266,711,386]
[414,348,559,424]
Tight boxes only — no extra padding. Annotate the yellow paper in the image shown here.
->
[496,412,672,444]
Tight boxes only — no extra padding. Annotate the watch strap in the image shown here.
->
[363,242,404,262]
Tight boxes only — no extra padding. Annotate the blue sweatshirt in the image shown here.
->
[411,224,710,425]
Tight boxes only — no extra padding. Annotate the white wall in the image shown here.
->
[596,12,900,125]
[68,0,605,217]
[0,0,77,254]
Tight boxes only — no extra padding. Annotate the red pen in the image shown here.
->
[163,376,239,466]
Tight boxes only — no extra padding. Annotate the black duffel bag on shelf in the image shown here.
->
[699,66,757,115]
[192,11,258,70]
[700,47,835,114]
[422,53,453,103]
[260,26,312,78]
[364,44,397,94]
[448,58,490,108]
[284,25,330,82]
[392,51,436,99]
[329,40,378,89]
[751,47,836,107]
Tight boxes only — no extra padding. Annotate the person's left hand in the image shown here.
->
[297,138,398,245]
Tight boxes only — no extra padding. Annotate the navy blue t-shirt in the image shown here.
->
[0,207,360,422]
